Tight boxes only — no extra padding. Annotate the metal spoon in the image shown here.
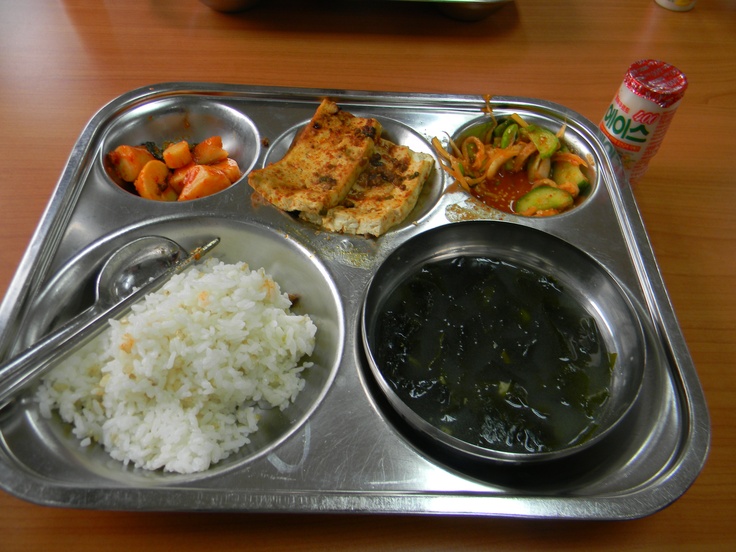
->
[0,235,220,406]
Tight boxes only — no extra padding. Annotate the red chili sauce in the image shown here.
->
[469,169,532,214]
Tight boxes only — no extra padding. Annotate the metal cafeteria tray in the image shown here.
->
[0,83,709,519]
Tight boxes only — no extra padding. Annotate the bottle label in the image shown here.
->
[599,84,679,182]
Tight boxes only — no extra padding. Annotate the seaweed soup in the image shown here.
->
[374,255,615,454]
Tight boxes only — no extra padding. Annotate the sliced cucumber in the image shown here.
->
[552,161,590,193]
[525,125,560,159]
[515,186,573,214]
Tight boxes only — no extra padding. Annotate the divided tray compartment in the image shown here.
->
[360,221,648,468]
[6,216,344,486]
[0,83,709,519]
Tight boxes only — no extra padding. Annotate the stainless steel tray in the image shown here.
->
[0,83,709,519]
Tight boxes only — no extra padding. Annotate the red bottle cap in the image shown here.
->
[624,59,688,108]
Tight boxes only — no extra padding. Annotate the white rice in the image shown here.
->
[36,257,317,474]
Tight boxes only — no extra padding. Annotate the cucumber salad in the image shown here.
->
[433,97,592,217]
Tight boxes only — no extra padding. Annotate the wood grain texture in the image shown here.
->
[1,0,734,549]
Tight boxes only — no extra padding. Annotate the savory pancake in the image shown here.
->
[248,99,382,214]
[300,139,434,237]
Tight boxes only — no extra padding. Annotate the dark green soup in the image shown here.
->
[374,256,615,454]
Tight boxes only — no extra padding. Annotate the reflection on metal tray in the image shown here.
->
[0,83,709,519]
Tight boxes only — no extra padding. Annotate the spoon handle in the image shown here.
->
[0,238,220,407]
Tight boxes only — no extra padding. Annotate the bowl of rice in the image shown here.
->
[20,216,343,480]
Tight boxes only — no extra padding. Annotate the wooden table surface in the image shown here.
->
[1,0,734,549]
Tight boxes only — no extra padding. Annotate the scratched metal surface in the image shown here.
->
[0,84,709,518]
